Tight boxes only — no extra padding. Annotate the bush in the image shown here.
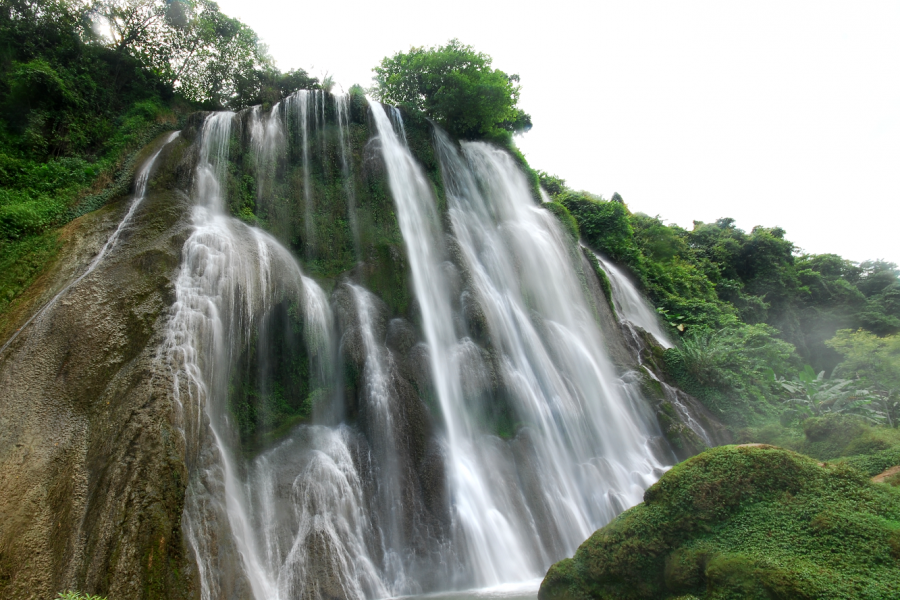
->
[664,324,795,425]
[559,191,639,266]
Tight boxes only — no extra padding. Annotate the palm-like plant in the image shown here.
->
[57,592,108,600]
[779,365,884,423]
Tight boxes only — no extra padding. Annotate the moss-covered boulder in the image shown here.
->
[539,445,900,600]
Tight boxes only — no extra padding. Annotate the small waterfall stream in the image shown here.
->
[334,93,360,251]
[0,131,180,356]
[158,99,691,600]
[591,251,674,349]
[591,250,713,447]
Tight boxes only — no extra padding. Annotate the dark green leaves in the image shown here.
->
[372,39,531,143]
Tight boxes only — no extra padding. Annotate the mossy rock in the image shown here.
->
[539,445,900,600]
[656,403,706,462]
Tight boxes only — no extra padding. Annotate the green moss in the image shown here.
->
[656,404,707,461]
[544,202,580,241]
[540,445,900,600]
[581,247,616,319]
[0,229,61,315]
[227,299,334,451]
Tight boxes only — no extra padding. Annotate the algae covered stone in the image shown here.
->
[539,444,900,600]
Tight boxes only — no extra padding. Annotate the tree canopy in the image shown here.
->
[372,39,532,143]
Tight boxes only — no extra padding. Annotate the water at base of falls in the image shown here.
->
[165,102,673,600]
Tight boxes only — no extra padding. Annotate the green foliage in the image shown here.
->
[0,0,319,319]
[543,202,579,241]
[89,0,315,108]
[550,182,899,427]
[828,329,900,425]
[778,365,884,425]
[559,191,638,265]
[372,39,531,144]
[0,229,61,314]
[57,592,108,600]
[537,170,566,197]
[840,446,900,477]
[539,445,900,600]
[664,325,795,426]
[737,413,900,464]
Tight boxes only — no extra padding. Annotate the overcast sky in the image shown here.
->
[216,0,899,265]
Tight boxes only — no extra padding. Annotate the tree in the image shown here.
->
[828,329,900,404]
[89,0,298,108]
[372,39,531,143]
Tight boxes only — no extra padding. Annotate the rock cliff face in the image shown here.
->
[0,133,196,599]
[0,96,729,599]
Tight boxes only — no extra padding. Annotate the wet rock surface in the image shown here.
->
[0,134,195,599]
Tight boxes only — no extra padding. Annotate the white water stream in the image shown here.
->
[371,103,667,586]
[590,250,713,446]
[592,252,674,349]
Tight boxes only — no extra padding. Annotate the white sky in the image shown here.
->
[216,0,900,265]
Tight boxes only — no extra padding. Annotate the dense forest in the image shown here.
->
[2,2,900,600]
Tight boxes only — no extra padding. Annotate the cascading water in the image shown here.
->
[334,93,360,251]
[283,90,316,253]
[347,284,410,590]
[249,103,285,210]
[0,130,180,357]
[591,248,715,447]
[162,111,349,600]
[592,251,674,349]
[371,102,668,585]
[152,96,698,600]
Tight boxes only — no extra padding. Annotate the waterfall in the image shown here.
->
[347,283,410,591]
[371,102,668,586]
[162,111,344,600]
[150,99,689,600]
[285,91,315,253]
[592,251,674,349]
[590,249,715,447]
[249,103,285,211]
[334,93,359,251]
[0,130,180,357]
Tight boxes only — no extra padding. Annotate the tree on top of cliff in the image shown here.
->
[372,39,532,144]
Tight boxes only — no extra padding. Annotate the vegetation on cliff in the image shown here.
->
[372,39,532,144]
[539,444,900,600]
[541,177,900,430]
[0,0,319,321]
